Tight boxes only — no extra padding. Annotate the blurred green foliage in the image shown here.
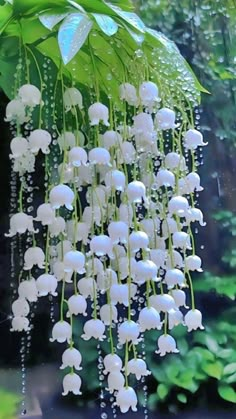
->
[0,389,21,419]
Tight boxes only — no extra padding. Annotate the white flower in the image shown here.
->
[12,298,30,317]
[18,278,38,302]
[86,257,104,276]
[162,217,178,238]
[133,112,154,134]
[129,231,149,253]
[50,321,72,343]
[49,184,74,211]
[185,255,203,272]
[10,137,28,158]
[116,387,138,413]
[164,269,185,289]
[107,372,125,393]
[60,348,82,370]
[173,231,192,250]
[127,358,151,380]
[100,304,118,325]
[28,129,51,154]
[6,213,36,237]
[69,147,87,167]
[138,307,162,332]
[56,240,73,260]
[48,216,66,237]
[110,284,129,307]
[119,203,133,226]
[35,203,55,226]
[97,268,118,292]
[171,289,188,308]
[150,249,166,269]
[108,221,129,244]
[184,309,204,332]
[103,130,123,149]
[155,334,179,356]
[82,205,102,227]
[66,221,89,244]
[81,319,106,341]
[166,250,184,269]
[139,81,160,108]
[155,108,177,130]
[66,294,87,317]
[118,320,140,345]
[13,151,36,174]
[105,169,126,191]
[149,294,176,312]
[18,84,41,107]
[5,99,26,124]
[184,129,207,150]
[77,277,97,299]
[103,354,122,374]
[119,83,138,106]
[186,208,206,226]
[58,131,76,152]
[185,172,203,192]
[117,256,137,280]
[63,87,83,111]
[86,186,106,207]
[168,196,189,217]
[168,308,183,330]
[88,102,109,126]
[156,169,175,188]
[36,274,58,297]
[119,141,136,164]
[127,180,146,203]
[24,247,45,270]
[64,250,85,274]
[53,261,73,283]
[90,235,113,258]
[62,373,82,396]
[58,162,74,183]
[10,317,29,332]
[135,260,158,284]
[141,217,160,240]
[165,152,186,170]
[89,147,111,165]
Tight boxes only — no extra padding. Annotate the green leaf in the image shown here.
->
[13,0,68,15]
[107,4,146,32]
[157,383,169,400]
[177,393,187,403]
[39,13,68,30]
[92,13,118,36]
[0,3,13,34]
[58,13,93,64]
[201,361,223,380]
[218,385,236,403]
[223,363,236,376]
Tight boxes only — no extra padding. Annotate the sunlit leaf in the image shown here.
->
[218,385,236,403]
[92,13,118,36]
[107,4,146,32]
[39,13,68,30]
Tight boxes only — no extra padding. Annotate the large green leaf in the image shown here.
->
[218,385,236,403]
[92,13,118,36]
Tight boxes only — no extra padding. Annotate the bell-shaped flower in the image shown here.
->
[36,273,58,297]
[53,261,73,283]
[18,278,38,302]
[155,334,179,356]
[58,131,76,152]
[129,231,149,253]
[10,316,29,332]
[105,169,126,192]
[82,205,102,227]
[133,112,154,134]
[62,373,82,396]
[150,249,166,269]
[184,129,207,150]
[88,102,109,126]
[164,268,185,289]
[18,84,41,107]
[108,221,129,244]
[184,309,204,332]
[140,217,160,241]
[63,87,83,112]
[168,308,184,330]
[119,203,133,226]
[103,130,123,149]
[89,147,111,165]
[135,260,159,285]
[150,294,176,313]
[60,348,82,370]
[168,196,189,217]
[139,81,160,108]
[185,255,203,272]
[186,208,206,226]
[185,172,203,192]
[116,387,138,413]
[10,137,29,159]
[90,235,113,258]
[165,152,187,171]
[12,298,30,317]
[156,169,175,188]
[28,129,51,154]
[118,320,140,345]
[103,353,122,374]
[77,277,97,299]
[86,257,104,276]
[138,307,162,332]
[119,83,139,106]
[66,221,89,244]
[173,231,192,250]
[155,108,177,130]
[97,268,117,293]
[100,304,118,326]
[107,372,125,394]
[119,141,136,164]
[50,320,72,343]
[58,162,74,183]
[69,147,87,167]
[127,180,146,203]
[49,216,66,237]
[6,213,36,237]
[24,247,45,270]
[162,217,178,239]
[66,294,87,317]
[117,256,137,281]
[172,289,188,308]
[127,358,151,380]
[55,240,73,260]
[81,319,106,341]
[49,184,74,211]
[110,283,129,307]
[35,203,55,226]
[166,250,184,269]
[86,185,107,208]
[5,99,26,124]
[64,250,85,274]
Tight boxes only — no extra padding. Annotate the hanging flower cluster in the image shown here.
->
[6,72,206,413]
